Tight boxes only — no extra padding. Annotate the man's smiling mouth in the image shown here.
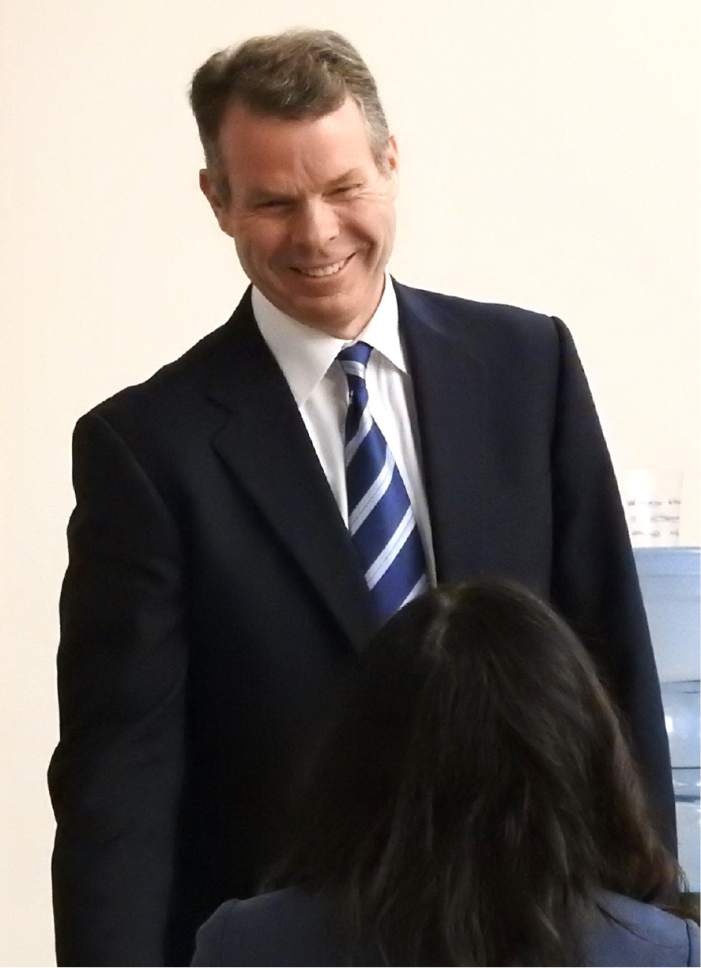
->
[291,255,353,278]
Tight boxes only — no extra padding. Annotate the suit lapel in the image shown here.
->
[206,292,375,653]
[203,281,490,644]
[395,281,489,582]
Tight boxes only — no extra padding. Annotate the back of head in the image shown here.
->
[276,580,680,965]
[190,29,390,194]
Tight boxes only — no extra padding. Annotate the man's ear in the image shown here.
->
[199,168,233,236]
[383,135,399,197]
[386,135,399,175]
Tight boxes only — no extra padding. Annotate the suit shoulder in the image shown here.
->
[85,317,232,428]
[393,281,575,391]
[66,312,243,494]
[393,279,565,352]
[582,891,699,966]
[394,279,558,329]
[70,290,258,473]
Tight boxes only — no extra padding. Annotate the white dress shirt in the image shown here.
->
[252,278,436,582]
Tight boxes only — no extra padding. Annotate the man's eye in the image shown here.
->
[257,199,289,209]
[332,184,362,196]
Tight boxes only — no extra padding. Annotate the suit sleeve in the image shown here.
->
[548,317,676,854]
[48,411,188,966]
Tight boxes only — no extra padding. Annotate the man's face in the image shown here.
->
[200,97,398,338]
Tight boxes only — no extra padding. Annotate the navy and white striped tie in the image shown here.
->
[338,341,428,623]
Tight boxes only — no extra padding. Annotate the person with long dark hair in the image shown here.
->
[192,580,698,966]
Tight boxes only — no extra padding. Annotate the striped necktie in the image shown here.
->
[337,341,428,623]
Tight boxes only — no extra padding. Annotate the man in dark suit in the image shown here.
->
[48,29,675,967]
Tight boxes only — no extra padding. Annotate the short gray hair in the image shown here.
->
[189,29,390,198]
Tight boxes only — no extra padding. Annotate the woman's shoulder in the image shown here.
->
[580,891,700,966]
[191,887,699,966]
[191,887,382,967]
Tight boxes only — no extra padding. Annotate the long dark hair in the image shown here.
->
[273,580,682,965]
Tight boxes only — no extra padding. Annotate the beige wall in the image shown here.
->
[2,1,699,963]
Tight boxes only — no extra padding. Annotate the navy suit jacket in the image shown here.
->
[191,887,700,966]
[48,281,674,965]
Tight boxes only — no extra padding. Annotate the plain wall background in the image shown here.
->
[2,1,699,964]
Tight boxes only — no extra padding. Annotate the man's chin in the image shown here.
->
[294,301,362,337]
[266,288,362,335]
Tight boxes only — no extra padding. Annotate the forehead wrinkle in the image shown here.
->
[244,163,367,205]
[220,98,378,200]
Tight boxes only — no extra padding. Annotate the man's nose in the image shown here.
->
[290,199,340,249]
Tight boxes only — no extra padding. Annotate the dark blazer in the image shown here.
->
[190,887,700,967]
[48,281,674,966]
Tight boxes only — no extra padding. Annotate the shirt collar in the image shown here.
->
[252,274,405,407]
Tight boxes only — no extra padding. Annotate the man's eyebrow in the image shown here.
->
[247,188,296,203]
[327,169,365,187]
[245,170,365,204]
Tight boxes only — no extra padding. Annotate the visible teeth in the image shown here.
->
[296,258,347,277]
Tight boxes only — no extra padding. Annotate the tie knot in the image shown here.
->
[337,341,373,383]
